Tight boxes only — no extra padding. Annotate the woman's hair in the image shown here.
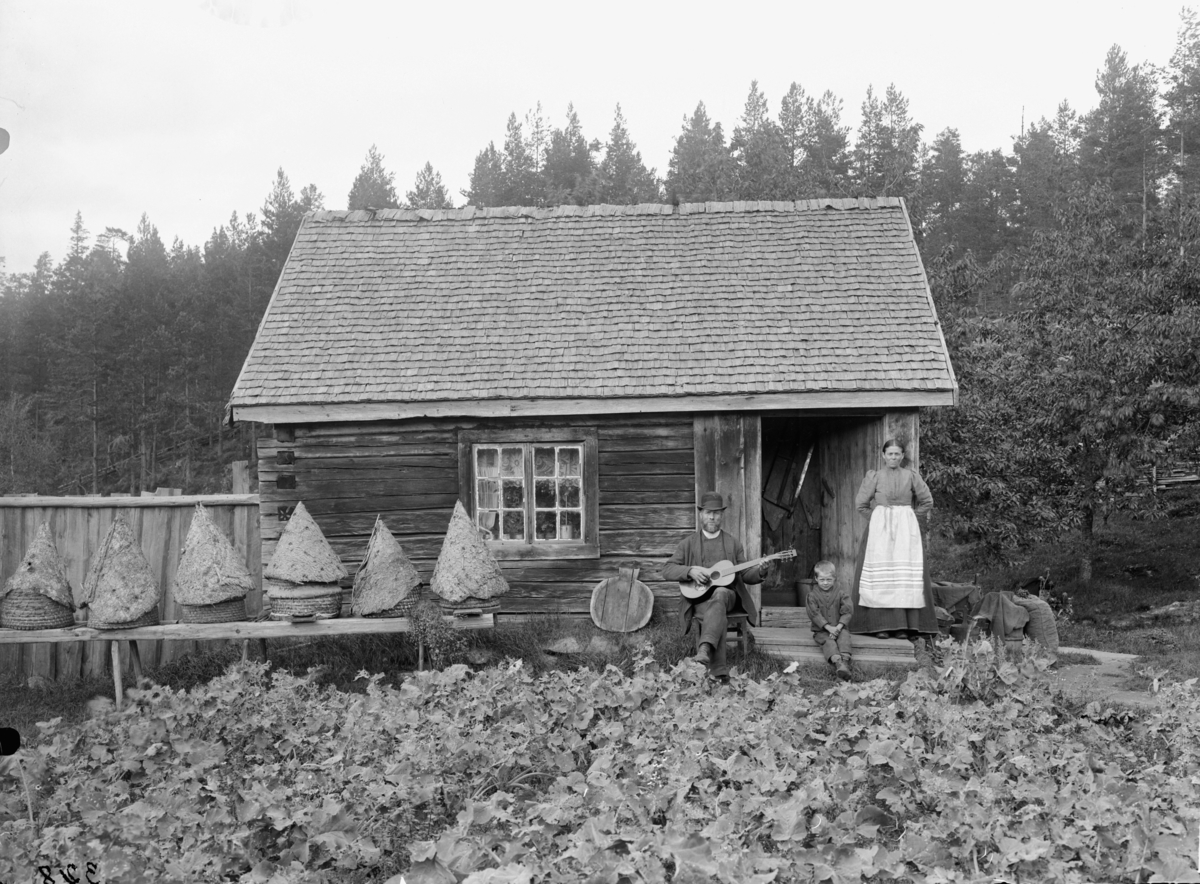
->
[881,438,906,454]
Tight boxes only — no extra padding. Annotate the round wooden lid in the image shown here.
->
[590,566,654,633]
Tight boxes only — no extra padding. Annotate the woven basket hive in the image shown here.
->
[175,504,253,623]
[430,500,508,612]
[352,516,422,617]
[1,522,76,630]
[82,515,161,629]
[264,501,347,619]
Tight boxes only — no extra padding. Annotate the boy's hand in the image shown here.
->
[824,624,838,635]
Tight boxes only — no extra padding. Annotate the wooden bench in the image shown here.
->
[0,615,494,707]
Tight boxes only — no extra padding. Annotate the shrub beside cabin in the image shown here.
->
[227,200,957,619]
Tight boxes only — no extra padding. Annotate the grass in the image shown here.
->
[1053,650,1101,667]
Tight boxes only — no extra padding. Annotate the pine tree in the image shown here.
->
[464,143,503,206]
[730,81,790,199]
[1166,9,1200,196]
[406,162,454,209]
[261,168,307,277]
[596,105,660,204]
[544,104,599,205]
[799,90,851,197]
[921,128,966,249]
[779,83,809,197]
[665,101,734,203]
[299,183,324,213]
[347,145,400,210]
[853,86,885,195]
[1079,45,1165,234]
[852,84,922,200]
[499,113,542,205]
[879,84,923,199]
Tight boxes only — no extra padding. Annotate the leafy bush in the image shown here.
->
[2,649,1198,883]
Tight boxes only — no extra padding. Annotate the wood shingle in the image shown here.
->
[228,200,956,422]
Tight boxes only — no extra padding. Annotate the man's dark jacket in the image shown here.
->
[661,530,763,631]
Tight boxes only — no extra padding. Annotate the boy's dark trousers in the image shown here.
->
[813,628,852,663]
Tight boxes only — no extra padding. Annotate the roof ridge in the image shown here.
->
[307,198,903,223]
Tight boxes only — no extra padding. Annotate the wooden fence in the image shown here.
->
[1,493,261,684]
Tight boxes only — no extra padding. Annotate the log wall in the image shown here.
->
[257,415,697,617]
[256,409,922,621]
[0,495,261,683]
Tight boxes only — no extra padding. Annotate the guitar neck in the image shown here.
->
[724,551,791,576]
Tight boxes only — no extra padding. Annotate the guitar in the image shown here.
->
[678,549,797,600]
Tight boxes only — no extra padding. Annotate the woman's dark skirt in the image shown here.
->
[848,518,939,639]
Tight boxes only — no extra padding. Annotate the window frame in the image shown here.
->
[457,427,599,560]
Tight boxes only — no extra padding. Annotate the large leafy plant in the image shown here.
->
[2,650,1197,883]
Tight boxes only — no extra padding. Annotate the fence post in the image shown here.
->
[232,461,250,494]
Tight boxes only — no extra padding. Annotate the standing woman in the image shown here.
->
[848,439,939,647]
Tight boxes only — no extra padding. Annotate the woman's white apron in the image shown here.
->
[858,505,924,608]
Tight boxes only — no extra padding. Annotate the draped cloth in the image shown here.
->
[857,506,925,608]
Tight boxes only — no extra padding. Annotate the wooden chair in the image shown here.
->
[690,612,752,660]
[726,613,751,658]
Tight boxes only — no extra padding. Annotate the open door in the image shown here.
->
[761,416,822,606]
[693,414,762,619]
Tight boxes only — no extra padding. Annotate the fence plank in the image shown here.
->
[0,495,260,683]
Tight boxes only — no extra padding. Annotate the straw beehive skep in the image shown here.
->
[174,504,254,605]
[430,501,509,604]
[82,516,160,624]
[352,516,421,615]
[264,501,348,589]
[1,522,74,608]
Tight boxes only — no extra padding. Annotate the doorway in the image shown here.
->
[760,416,823,606]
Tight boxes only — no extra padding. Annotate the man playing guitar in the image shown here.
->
[662,491,772,680]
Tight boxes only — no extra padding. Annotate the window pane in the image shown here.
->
[557,447,581,477]
[502,511,524,541]
[535,478,556,508]
[501,447,524,477]
[477,509,498,539]
[559,510,581,540]
[477,478,499,509]
[535,511,557,540]
[534,447,555,477]
[476,447,499,478]
[559,478,581,509]
[502,479,524,508]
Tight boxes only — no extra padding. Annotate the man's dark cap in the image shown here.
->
[697,491,728,511]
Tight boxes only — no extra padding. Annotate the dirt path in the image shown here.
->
[1048,646,1155,708]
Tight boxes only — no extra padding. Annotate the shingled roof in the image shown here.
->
[229,199,956,422]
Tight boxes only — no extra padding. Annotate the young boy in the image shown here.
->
[806,560,853,681]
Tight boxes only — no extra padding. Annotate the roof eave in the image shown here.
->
[229,389,958,425]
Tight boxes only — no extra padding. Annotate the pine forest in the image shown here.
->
[2,24,1199,566]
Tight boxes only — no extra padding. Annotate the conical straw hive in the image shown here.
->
[264,501,348,619]
[430,501,508,607]
[352,516,422,616]
[1,522,76,629]
[174,504,253,622]
[82,515,161,629]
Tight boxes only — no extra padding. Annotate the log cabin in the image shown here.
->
[227,199,957,620]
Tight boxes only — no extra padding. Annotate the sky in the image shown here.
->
[0,0,1187,275]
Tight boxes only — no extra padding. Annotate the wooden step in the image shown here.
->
[752,608,917,667]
